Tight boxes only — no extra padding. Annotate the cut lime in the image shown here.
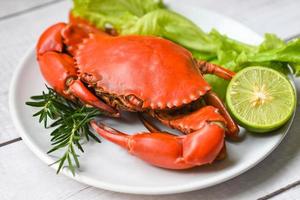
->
[226,67,296,133]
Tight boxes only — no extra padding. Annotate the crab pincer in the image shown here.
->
[36,23,118,116]
[91,121,225,169]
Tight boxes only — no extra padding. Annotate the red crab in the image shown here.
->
[36,19,239,170]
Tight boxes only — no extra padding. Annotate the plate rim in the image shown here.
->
[9,7,296,195]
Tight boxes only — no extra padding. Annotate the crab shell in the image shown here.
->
[75,33,211,111]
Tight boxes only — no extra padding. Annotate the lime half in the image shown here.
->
[226,67,296,133]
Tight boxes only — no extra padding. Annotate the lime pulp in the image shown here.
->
[226,66,296,133]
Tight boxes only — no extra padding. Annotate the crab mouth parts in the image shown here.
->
[79,71,208,116]
[94,87,206,116]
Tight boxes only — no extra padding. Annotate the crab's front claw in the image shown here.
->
[36,22,66,56]
[36,23,119,116]
[38,52,76,96]
[68,79,119,116]
[38,51,119,116]
[91,121,225,169]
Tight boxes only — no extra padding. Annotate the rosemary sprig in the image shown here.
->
[26,86,102,175]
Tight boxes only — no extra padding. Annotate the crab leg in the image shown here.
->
[37,23,118,116]
[196,61,239,139]
[198,60,235,80]
[153,106,227,134]
[204,91,239,139]
[68,79,119,115]
[139,113,227,160]
[91,121,225,169]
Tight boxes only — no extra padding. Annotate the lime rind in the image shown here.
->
[226,67,296,133]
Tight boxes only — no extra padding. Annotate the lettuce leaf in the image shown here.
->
[246,38,300,73]
[72,0,164,32]
[72,1,217,53]
[122,9,218,53]
[202,33,299,98]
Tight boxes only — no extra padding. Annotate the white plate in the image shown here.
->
[9,1,296,195]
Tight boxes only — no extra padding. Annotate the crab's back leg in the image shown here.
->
[195,60,240,139]
[152,93,239,139]
[154,105,227,134]
[204,91,239,139]
[198,60,235,80]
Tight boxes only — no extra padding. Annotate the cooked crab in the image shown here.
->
[36,21,239,169]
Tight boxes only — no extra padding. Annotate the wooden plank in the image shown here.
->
[271,185,300,200]
[259,181,300,200]
[180,0,300,39]
[0,142,88,200]
[1,122,300,200]
[0,0,60,19]
[0,0,71,142]
[0,137,21,147]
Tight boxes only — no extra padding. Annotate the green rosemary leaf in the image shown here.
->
[82,126,90,141]
[51,134,71,145]
[47,109,55,120]
[70,145,80,168]
[27,85,103,175]
[30,95,46,100]
[39,112,45,123]
[50,119,64,128]
[50,126,65,137]
[87,128,101,143]
[74,140,84,153]
[47,142,68,154]
[26,101,46,107]
[43,114,48,128]
[56,155,67,174]
[67,153,75,176]
[52,100,73,112]
[51,132,70,143]
[33,110,43,117]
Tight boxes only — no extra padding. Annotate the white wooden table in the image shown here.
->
[1,0,300,199]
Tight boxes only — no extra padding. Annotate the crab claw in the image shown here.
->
[91,121,225,169]
[36,23,119,116]
[36,22,66,55]
[69,12,118,36]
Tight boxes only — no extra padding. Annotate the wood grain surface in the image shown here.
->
[1,0,300,199]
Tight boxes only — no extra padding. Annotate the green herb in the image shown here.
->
[71,0,300,99]
[26,86,101,175]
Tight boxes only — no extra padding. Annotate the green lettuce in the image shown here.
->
[72,0,217,53]
[72,0,300,98]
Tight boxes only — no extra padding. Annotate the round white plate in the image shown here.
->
[9,1,295,195]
